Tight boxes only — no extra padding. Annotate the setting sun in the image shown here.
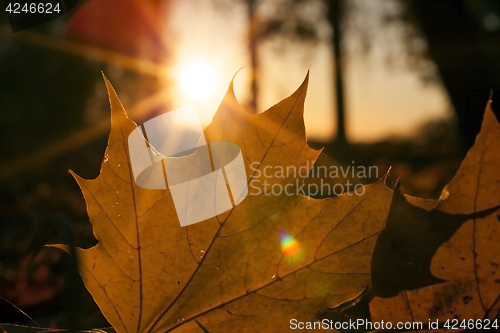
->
[180,63,217,99]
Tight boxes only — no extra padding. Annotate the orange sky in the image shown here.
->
[167,0,452,143]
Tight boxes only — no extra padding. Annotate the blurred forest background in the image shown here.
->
[1,0,500,329]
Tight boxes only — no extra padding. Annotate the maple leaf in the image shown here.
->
[370,101,500,330]
[371,183,497,299]
[54,73,394,333]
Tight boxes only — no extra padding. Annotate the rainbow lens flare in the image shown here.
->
[280,231,301,256]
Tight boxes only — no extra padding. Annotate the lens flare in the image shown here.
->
[280,231,301,256]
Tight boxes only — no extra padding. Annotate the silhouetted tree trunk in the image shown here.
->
[247,0,259,114]
[326,0,348,145]
[411,0,500,147]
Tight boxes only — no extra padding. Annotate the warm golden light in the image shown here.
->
[180,63,217,99]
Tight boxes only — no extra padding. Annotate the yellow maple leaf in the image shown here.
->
[370,101,500,331]
[55,73,393,333]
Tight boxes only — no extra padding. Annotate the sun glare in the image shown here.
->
[180,63,217,99]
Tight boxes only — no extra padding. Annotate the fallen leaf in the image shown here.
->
[438,100,500,214]
[371,183,496,299]
[54,73,394,333]
[370,101,500,330]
